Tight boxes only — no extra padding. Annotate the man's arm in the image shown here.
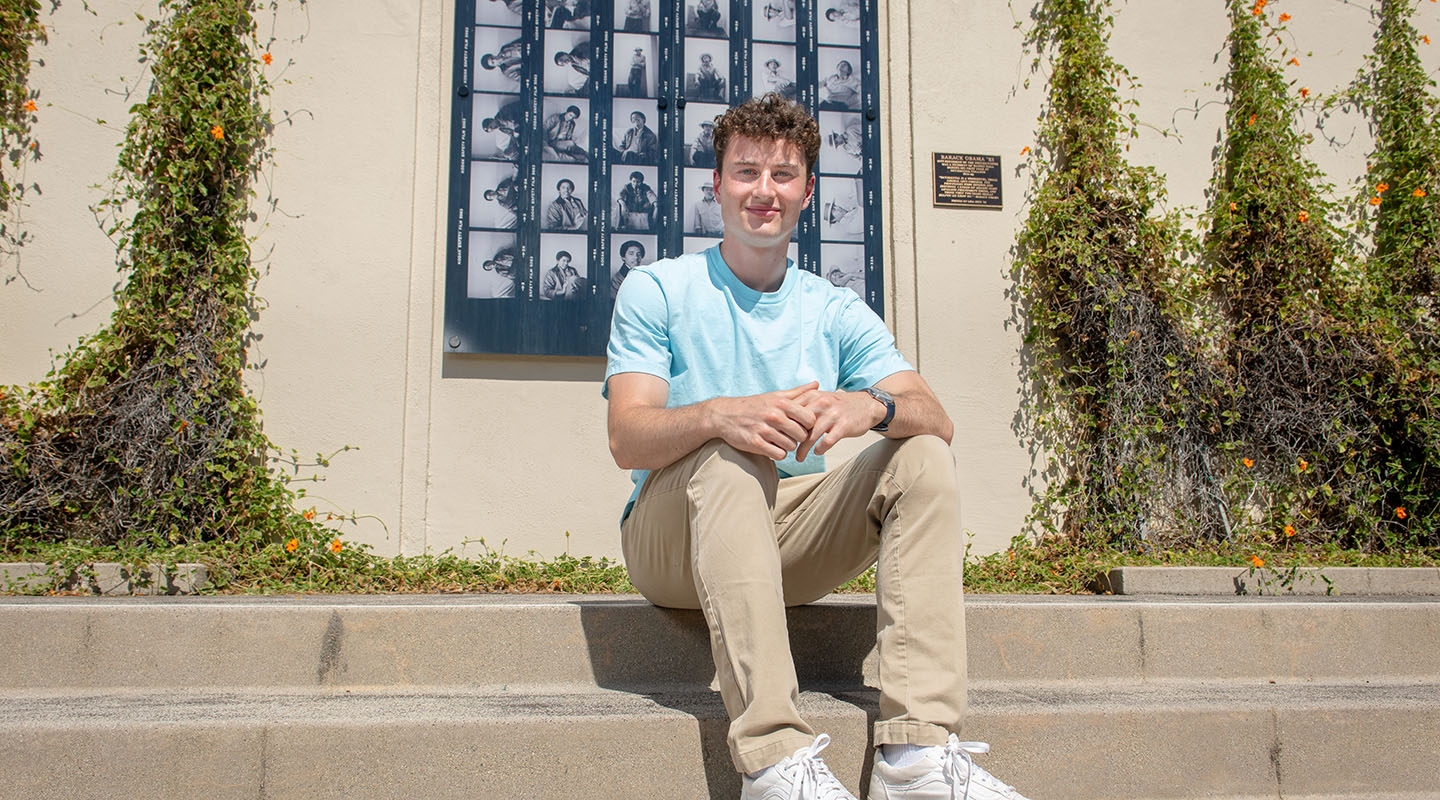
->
[794,370,953,461]
[607,372,820,471]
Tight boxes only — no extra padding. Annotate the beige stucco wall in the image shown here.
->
[2,1,1433,560]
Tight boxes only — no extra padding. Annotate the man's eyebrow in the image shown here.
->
[729,158,801,169]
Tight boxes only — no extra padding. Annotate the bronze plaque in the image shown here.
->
[932,153,1002,209]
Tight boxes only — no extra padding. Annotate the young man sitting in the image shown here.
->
[603,94,1031,800]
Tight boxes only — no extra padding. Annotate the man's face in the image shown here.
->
[557,255,571,268]
[700,185,715,203]
[714,135,813,250]
[622,245,643,267]
[629,175,643,189]
[558,182,573,199]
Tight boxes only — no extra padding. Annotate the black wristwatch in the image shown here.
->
[863,386,896,432]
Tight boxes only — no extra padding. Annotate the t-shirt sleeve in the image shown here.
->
[835,294,914,391]
[603,270,672,398]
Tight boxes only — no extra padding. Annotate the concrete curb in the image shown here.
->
[0,562,208,596]
[1101,565,1440,596]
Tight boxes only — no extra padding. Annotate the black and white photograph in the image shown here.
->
[819,110,863,175]
[538,233,591,300]
[752,0,796,43]
[821,243,866,297]
[685,168,723,237]
[475,0,522,27]
[545,0,591,30]
[613,33,657,98]
[818,0,862,44]
[818,48,862,111]
[752,44,798,101]
[469,162,522,229]
[541,97,589,163]
[685,0,726,37]
[471,93,525,160]
[616,0,655,32]
[611,98,660,165]
[545,31,591,95]
[684,44,729,104]
[613,167,659,233]
[474,27,525,93]
[683,103,724,167]
[467,231,522,299]
[820,177,865,242]
[610,234,656,298]
[541,164,590,232]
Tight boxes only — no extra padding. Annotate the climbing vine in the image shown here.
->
[1013,0,1229,548]
[1017,0,1440,552]
[0,0,320,548]
[0,0,46,280]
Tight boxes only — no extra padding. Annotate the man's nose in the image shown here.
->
[754,171,777,197]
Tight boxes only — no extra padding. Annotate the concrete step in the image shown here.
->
[2,682,1437,799]
[1,595,1437,799]
[2,594,1437,690]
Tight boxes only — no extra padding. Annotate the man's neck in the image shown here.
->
[719,240,789,293]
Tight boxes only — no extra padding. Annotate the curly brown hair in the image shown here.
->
[711,93,821,177]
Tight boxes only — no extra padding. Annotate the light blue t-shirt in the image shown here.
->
[603,245,914,518]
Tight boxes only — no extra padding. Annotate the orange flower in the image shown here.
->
[1426,35,1433,45]
[330,538,344,553]
[1279,12,1291,22]
[1250,554,1266,568]
[1299,87,1311,99]
[262,52,273,65]
[1243,457,1255,468]
[210,124,224,140]
[1414,188,1428,198]
[22,99,36,112]
[285,538,299,553]
[1288,57,1300,66]
[1020,145,1030,155]
[178,419,189,432]
[303,508,316,521]
[1377,182,1390,194]
[1370,196,1383,206]
[1298,459,1308,472]
[1298,210,1310,223]
[1229,201,1239,211]
[1396,507,1408,520]
[1247,113,1257,126]
[1284,525,1296,537]
[1252,0,1267,15]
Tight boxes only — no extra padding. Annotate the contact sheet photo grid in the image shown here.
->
[444,0,884,356]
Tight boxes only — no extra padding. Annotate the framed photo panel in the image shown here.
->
[446,0,885,355]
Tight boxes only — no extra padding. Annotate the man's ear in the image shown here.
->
[802,173,816,209]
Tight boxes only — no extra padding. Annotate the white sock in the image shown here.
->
[747,764,775,780]
[881,743,938,768]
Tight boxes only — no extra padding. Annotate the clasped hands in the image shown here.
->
[708,381,885,462]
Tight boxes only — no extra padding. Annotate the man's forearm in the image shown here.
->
[608,402,718,471]
[880,387,954,444]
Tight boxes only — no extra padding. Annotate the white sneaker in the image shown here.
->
[868,736,1030,800]
[742,733,859,800]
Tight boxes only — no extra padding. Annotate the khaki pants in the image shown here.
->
[621,435,967,773]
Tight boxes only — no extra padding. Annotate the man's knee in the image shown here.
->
[885,434,959,497]
[690,439,779,494]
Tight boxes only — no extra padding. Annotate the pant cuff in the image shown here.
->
[872,720,951,747]
[733,730,817,774]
